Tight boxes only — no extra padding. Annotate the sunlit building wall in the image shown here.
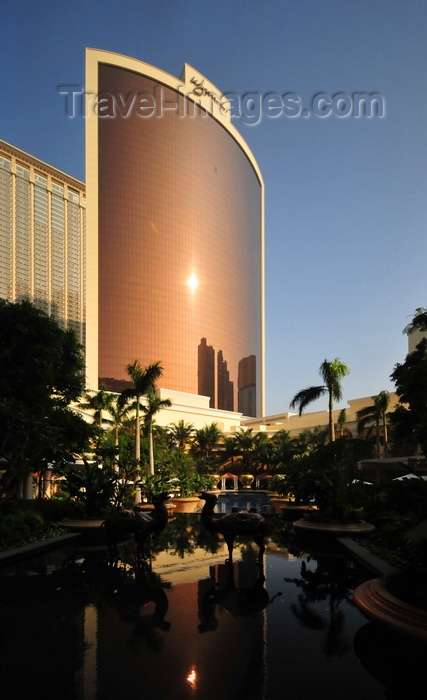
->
[242,394,401,447]
[0,140,86,344]
[85,50,265,417]
[408,328,427,353]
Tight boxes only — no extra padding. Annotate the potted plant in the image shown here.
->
[269,472,315,519]
[269,474,292,514]
[167,453,216,512]
[55,459,119,519]
[169,473,216,512]
[290,438,376,535]
[138,474,176,514]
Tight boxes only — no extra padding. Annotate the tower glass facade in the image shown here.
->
[86,51,264,416]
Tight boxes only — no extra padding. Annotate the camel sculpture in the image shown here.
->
[199,491,273,565]
[103,492,170,561]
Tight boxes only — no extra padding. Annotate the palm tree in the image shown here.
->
[118,360,164,500]
[142,389,172,476]
[118,360,163,461]
[79,384,114,429]
[222,435,241,470]
[357,390,390,458]
[168,420,195,453]
[252,431,274,472]
[107,397,132,450]
[296,426,328,456]
[232,428,257,472]
[270,429,297,469]
[290,359,350,442]
[191,423,224,473]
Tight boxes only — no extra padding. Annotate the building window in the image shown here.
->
[68,189,80,204]
[0,156,11,170]
[16,165,30,180]
[34,173,47,188]
[52,182,64,195]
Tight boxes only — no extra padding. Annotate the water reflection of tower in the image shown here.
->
[198,338,215,408]
[217,350,234,412]
[238,355,256,417]
[198,338,233,411]
[198,337,256,416]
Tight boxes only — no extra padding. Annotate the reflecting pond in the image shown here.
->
[0,508,426,699]
[215,491,272,514]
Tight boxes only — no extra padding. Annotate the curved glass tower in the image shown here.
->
[86,50,264,416]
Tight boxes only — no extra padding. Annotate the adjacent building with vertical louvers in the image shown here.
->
[0,140,86,345]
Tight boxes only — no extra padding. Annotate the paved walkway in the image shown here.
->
[57,518,105,530]
[0,532,82,565]
[337,536,397,576]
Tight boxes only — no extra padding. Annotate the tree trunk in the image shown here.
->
[382,416,388,458]
[114,427,120,473]
[375,417,381,458]
[149,423,155,476]
[134,400,141,503]
[328,393,335,442]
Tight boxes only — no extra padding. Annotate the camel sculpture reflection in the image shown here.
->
[198,553,282,633]
[103,492,170,562]
[106,561,171,651]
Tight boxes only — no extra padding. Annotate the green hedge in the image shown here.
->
[0,497,84,521]
[0,498,84,551]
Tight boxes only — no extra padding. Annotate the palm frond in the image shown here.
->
[289,385,326,414]
[374,390,390,413]
[117,387,135,407]
[356,405,376,420]
[403,307,427,335]
[320,359,350,402]
[356,403,377,432]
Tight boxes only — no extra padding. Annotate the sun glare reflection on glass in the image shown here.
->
[187,273,199,293]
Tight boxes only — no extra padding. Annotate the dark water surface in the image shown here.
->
[0,504,425,699]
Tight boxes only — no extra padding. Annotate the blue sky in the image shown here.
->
[1,0,426,416]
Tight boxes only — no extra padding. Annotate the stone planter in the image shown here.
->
[280,503,317,522]
[168,496,203,513]
[58,518,114,547]
[354,577,427,642]
[292,518,376,536]
[138,502,176,515]
[269,497,290,514]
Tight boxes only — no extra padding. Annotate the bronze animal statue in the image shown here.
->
[199,491,273,565]
[103,492,170,561]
